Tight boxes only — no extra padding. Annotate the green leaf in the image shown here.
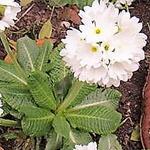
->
[45,131,62,150]
[68,81,97,107]
[72,88,121,110]
[47,43,70,85]
[61,129,92,150]
[0,132,18,140]
[21,105,54,136]
[27,71,56,110]
[2,104,23,119]
[39,20,52,39]
[69,129,91,144]
[0,118,18,127]
[0,32,26,80]
[57,80,97,112]
[53,115,70,138]
[55,75,73,102]
[35,41,53,72]
[65,106,122,135]
[17,36,40,72]
[98,134,122,150]
[0,83,34,111]
[0,60,27,85]
[47,0,94,8]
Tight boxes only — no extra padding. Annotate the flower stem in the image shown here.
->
[0,32,27,85]
[57,80,84,112]
[0,118,18,127]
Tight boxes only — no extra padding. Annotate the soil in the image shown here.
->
[0,0,150,150]
[116,1,150,150]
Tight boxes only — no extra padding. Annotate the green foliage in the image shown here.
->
[0,60,26,85]
[21,105,54,136]
[57,80,97,112]
[17,36,40,73]
[0,132,19,140]
[74,88,122,110]
[27,71,56,110]
[61,129,92,150]
[65,106,121,135]
[53,115,71,138]
[47,43,70,85]
[35,41,53,72]
[55,75,73,102]
[0,83,33,111]
[0,34,122,149]
[0,36,59,137]
[68,80,97,107]
[45,131,62,150]
[0,118,18,127]
[45,0,94,8]
[98,134,122,150]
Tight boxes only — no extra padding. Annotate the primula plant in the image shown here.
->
[0,32,122,149]
[0,0,147,150]
[61,0,146,87]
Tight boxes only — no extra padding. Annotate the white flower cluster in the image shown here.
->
[0,94,3,116]
[73,142,97,150]
[0,0,21,31]
[60,0,147,87]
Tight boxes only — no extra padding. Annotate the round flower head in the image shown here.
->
[73,142,97,150]
[0,94,3,116]
[60,0,147,87]
[0,0,21,31]
[79,0,119,43]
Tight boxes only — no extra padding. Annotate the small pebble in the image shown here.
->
[61,21,70,28]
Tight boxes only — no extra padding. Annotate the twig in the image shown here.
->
[147,22,150,32]
[15,3,35,24]
[50,6,55,21]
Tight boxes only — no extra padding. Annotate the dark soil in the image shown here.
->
[0,0,150,150]
[116,1,150,150]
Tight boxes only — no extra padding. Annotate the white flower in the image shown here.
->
[0,94,3,116]
[0,0,21,31]
[115,0,134,8]
[73,142,97,150]
[117,0,134,5]
[79,0,119,43]
[60,0,147,87]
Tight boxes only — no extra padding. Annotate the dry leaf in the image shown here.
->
[4,53,16,64]
[9,39,17,51]
[20,0,33,6]
[131,125,140,141]
[36,39,45,46]
[39,20,52,39]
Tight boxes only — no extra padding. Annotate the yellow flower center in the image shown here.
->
[0,5,6,18]
[91,45,99,52]
[102,42,110,51]
[104,44,109,51]
[95,28,101,34]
